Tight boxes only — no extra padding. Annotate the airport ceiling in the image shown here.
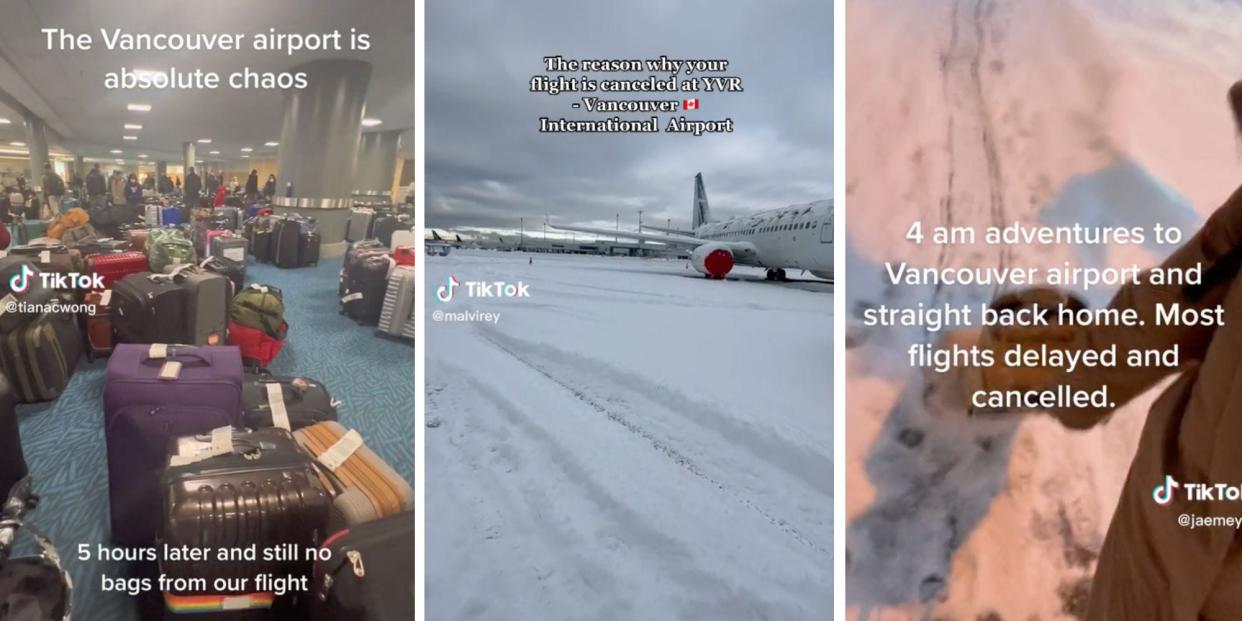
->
[0,0,414,164]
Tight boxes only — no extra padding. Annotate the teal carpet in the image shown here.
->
[12,257,415,619]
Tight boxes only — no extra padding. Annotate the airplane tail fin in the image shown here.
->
[432,230,444,241]
[692,173,711,229]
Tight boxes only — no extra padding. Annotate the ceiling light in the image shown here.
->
[115,159,124,164]
[123,136,137,141]
[240,147,253,152]
[197,138,212,144]
[10,141,25,147]
[241,154,250,158]
[124,123,142,130]
[0,118,10,125]
[264,141,279,147]
[209,150,220,155]
[138,154,148,159]
[110,149,123,154]
[361,118,382,127]
[126,104,151,112]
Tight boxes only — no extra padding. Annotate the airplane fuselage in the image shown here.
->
[694,200,833,277]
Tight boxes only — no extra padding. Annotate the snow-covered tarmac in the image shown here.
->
[425,250,832,620]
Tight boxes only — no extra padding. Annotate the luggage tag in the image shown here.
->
[158,360,182,381]
[318,429,364,471]
[99,289,112,306]
[265,382,291,431]
[148,343,168,359]
[168,427,235,466]
[341,292,363,303]
[38,250,50,263]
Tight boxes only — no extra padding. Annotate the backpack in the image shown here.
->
[148,234,196,273]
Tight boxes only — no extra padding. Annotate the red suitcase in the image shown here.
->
[87,251,148,290]
[84,290,113,361]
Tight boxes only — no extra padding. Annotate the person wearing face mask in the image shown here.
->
[934,80,1242,620]
[263,173,276,199]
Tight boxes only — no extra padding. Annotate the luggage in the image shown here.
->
[245,216,276,264]
[391,246,415,267]
[271,218,302,268]
[144,227,185,254]
[227,321,287,368]
[10,244,84,285]
[377,266,415,339]
[309,513,415,621]
[103,344,244,545]
[345,208,375,243]
[145,204,163,226]
[46,207,90,240]
[214,207,240,231]
[60,223,98,246]
[294,422,413,528]
[389,230,418,251]
[339,241,388,298]
[160,428,331,601]
[300,232,321,266]
[199,255,245,294]
[0,311,82,403]
[149,234,196,274]
[161,205,183,226]
[245,204,265,219]
[111,273,190,344]
[86,251,147,290]
[341,255,392,326]
[372,215,412,248]
[74,238,131,257]
[167,267,229,346]
[124,226,149,252]
[209,234,246,263]
[84,289,114,361]
[58,196,78,213]
[0,373,24,501]
[0,502,73,621]
[241,375,337,430]
[229,284,284,340]
[0,258,58,333]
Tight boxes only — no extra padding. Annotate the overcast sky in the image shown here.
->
[426,0,832,233]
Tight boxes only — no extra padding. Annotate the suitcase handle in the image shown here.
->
[140,346,213,367]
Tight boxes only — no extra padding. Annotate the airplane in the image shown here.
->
[550,173,833,281]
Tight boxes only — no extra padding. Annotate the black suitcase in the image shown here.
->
[0,373,24,500]
[160,428,330,592]
[74,238,132,257]
[300,232,320,267]
[341,256,390,326]
[111,273,190,344]
[0,258,58,333]
[371,216,410,248]
[241,375,338,430]
[0,311,82,403]
[271,219,301,268]
[200,256,245,294]
[309,513,414,620]
[339,242,387,298]
[252,230,273,264]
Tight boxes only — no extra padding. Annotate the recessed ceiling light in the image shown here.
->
[0,118,10,125]
[240,147,253,152]
[127,104,151,112]
[115,160,124,164]
[123,136,137,141]
[124,123,142,130]
[10,141,25,147]
[241,154,250,158]
[264,141,279,147]
[138,154,148,159]
[197,138,212,144]
[110,149,123,154]
[209,150,220,155]
[361,118,382,127]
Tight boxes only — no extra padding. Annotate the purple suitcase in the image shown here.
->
[103,344,244,546]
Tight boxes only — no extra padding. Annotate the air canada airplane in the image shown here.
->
[550,173,833,281]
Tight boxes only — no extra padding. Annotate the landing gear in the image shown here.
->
[765,268,787,282]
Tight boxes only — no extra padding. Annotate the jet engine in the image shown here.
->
[691,244,734,279]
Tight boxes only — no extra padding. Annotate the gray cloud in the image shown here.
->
[426,0,833,232]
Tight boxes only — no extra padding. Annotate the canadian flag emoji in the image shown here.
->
[683,98,699,110]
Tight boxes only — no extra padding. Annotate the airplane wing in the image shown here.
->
[641,224,694,236]
[548,222,704,247]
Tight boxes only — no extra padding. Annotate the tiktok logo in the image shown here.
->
[8,264,32,294]
[437,275,462,303]
[1153,475,1180,505]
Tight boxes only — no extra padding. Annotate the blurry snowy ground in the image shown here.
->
[845,0,1241,619]
[425,250,832,620]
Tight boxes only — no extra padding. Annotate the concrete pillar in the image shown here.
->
[354,129,402,195]
[23,114,49,187]
[183,142,196,174]
[274,58,372,257]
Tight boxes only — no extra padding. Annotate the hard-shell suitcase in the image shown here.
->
[210,235,247,263]
[271,219,302,268]
[252,231,273,264]
[345,208,375,243]
[145,204,162,226]
[371,216,400,248]
[169,268,229,346]
[84,289,114,361]
[200,256,245,294]
[0,311,82,403]
[300,232,320,267]
[75,238,132,257]
[377,266,415,339]
[339,242,387,298]
[241,375,338,430]
[104,344,244,545]
[0,374,24,500]
[294,422,413,529]
[86,251,147,290]
[341,256,391,326]
[0,258,58,333]
[213,207,240,231]
[161,205,183,226]
[125,227,149,252]
[111,273,190,344]
[160,428,331,603]
[10,244,83,286]
[309,513,415,620]
[389,230,417,251]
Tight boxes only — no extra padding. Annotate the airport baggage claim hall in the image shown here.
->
[0,8,415,618]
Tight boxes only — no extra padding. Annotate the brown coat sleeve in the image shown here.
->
[1047,183,1242,428]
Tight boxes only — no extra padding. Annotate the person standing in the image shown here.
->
[41,162,65,218]
[183,167,202,208]
[85,164,106,201]
[124,173,142,207]
[109,170,126,205]
[244,169,259,200]
[263,174,276,200]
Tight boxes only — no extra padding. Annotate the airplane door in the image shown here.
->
[821,213,832,243]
